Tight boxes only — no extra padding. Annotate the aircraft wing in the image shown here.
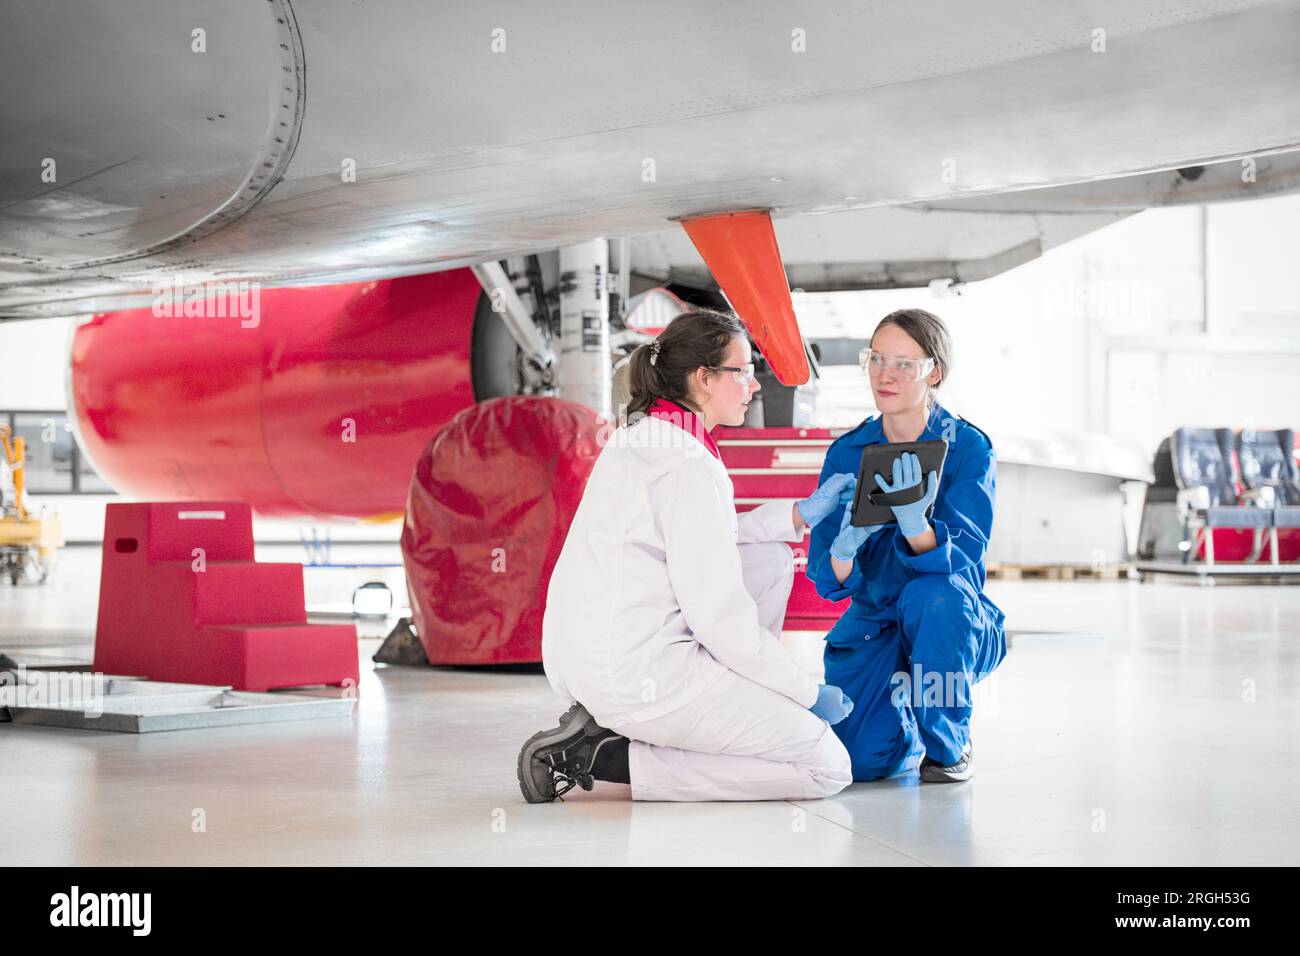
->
[3,0,1300,318]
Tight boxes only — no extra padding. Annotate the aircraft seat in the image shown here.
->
[1236,428,1300,560]
[1170,427,1277,564]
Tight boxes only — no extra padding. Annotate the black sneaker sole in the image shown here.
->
[517,702,600,803]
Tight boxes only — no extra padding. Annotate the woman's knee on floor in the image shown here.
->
[796,725,854,798]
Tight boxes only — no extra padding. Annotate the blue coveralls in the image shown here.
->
[806,400,1007,779]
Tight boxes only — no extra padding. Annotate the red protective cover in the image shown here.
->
[401,397,605,664]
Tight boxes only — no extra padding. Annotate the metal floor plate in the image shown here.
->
[4,676,355,733]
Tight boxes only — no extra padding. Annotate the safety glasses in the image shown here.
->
[859,348,935,382]
[707,363,756,387]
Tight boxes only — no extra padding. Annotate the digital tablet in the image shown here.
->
[850,439,949,527]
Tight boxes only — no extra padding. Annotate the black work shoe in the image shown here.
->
[517,703,624,803]
[919,744,974,783]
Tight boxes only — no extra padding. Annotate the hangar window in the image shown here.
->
[2,411,113,495]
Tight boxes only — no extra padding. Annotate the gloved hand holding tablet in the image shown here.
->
[850,440,948,529]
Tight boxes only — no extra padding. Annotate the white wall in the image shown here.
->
[0,316,75,409]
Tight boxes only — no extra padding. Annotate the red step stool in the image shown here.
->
[93,502,359,691]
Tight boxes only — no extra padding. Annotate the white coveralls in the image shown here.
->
[541,414,852,801]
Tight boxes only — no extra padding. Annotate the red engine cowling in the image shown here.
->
[70,269,484,519]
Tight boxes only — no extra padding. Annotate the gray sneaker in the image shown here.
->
[919,744,974,783]
[517,703,623,803]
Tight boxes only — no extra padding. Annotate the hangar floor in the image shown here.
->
[2,545,1297,866]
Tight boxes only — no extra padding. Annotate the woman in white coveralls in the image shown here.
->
[518,309,859,803]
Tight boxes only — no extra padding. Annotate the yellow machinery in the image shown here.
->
[0,423,63,585]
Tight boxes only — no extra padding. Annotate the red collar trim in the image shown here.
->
[647,398,721,460]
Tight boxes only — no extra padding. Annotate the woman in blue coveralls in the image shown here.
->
[805,308,1007,783]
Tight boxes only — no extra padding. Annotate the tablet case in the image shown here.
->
[850,439,949,527]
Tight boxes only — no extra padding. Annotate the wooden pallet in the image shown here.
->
[987,562,1133,581]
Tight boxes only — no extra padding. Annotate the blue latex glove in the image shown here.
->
[829,502,887,562]
[873,451,939,538]
[795,472,856,529]
[810,683,854,724]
